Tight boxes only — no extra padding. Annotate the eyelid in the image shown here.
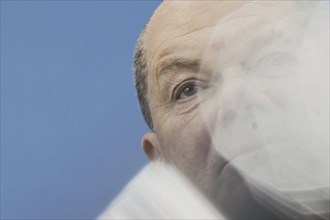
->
[259,52,296,66]
[171,78,206,102]
[249,52,297,77]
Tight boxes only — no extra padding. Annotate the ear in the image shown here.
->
[141,132,162,161]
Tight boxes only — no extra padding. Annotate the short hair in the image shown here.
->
[134,27,153,130]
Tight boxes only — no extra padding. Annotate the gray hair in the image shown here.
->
[134,27,153,130]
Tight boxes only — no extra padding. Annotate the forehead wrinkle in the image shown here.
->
[219,14,273,26]
[149,25,215,76]
[158,57,201,79]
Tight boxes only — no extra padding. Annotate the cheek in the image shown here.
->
[158,112,212,174]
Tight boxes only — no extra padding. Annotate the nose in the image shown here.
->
[214,65,272,129]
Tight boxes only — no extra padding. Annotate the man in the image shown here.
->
[100,1,329,219]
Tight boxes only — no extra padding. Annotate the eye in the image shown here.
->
[251,52,296,77]
[259,52,295,68]
[176,83,201,100]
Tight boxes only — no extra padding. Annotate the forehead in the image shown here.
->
[146,1,245,44]
[145,1,245,70]
[145,1,301,76]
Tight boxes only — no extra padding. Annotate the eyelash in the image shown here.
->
[172,79,205,102]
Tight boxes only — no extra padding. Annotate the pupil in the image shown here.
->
[183,85,197,96]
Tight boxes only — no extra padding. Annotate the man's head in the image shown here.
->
[134,1,328,219]
[134,1,246,131]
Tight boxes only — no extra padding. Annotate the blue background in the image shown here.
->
[1,1,160,219]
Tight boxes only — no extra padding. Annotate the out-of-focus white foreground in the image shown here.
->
[98,163,224,219]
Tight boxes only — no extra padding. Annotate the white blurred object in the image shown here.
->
[98,163,224,219]
[205,2,329,219]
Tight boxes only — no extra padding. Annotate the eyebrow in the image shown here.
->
[158,57,201,77]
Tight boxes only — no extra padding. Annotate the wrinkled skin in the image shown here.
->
[141,1,327,219]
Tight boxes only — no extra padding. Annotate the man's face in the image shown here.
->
[142,1,328,218]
